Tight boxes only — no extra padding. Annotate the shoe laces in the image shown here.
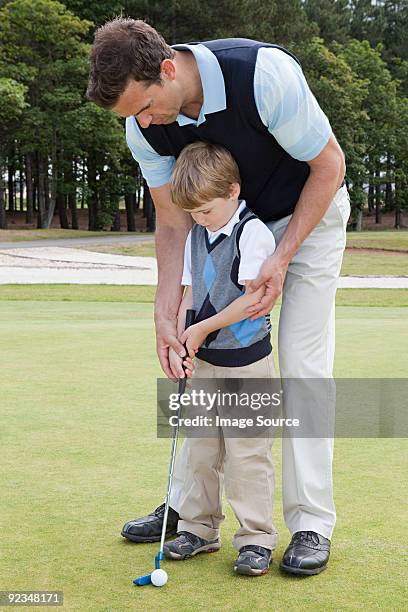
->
[177,531,201,545]
[293,531,320,546]
[154,503,165,518]
[240,545,270,559]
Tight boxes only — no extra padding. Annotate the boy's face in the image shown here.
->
[185,184,240,232]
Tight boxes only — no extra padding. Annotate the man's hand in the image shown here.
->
[180,322,208,359]
[168,347,195,379]
[156,318,186,381]
[245,254,289,319]
[245,135,345,321]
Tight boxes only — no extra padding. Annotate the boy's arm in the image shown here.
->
[180,283,265,357]
[200,284,264,333]
[180,219,274,358]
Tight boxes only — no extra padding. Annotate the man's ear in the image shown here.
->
[161,58,176,81]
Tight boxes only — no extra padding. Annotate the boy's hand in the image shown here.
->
[180,322,208,359]
[182,356,195,378]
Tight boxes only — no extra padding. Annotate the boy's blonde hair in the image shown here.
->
[170,142,241,210]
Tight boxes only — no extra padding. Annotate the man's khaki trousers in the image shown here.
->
[177,353,278,551]
[170,185,350,543]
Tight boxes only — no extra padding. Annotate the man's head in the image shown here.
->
[87,18,182,125]
[171,142,241,232]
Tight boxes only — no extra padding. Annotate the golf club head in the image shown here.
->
[133,573,152,586]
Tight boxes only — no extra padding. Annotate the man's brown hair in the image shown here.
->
[170,142,241,210]
[87,18,175,108]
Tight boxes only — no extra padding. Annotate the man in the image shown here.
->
[87,17,349,575]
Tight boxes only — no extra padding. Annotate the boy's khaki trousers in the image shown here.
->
[177,353,278,551]
[171,185,350,543]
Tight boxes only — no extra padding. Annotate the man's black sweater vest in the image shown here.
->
[139,38,310,222]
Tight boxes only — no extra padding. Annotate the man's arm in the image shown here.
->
[168,285,194,379]
[247,134,345,317]
[150,183,192,377]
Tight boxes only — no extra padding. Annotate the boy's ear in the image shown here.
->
[229,182,241,200]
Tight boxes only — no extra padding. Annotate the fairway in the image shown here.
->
[1,297,407,611]
[83,236,408,276]
[0,229,135,242]
[341,249,408,276]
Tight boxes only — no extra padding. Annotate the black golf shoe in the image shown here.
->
[163,531,220,560]
[121,503,179,543]
[234,545,272,576]
[280,531,331,575]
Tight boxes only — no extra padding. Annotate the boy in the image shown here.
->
[165,141,277,576]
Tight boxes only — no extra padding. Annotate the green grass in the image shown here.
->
[0,285,407,307]
[88,231,408,256]
[2,228,407,249]
[83,241,156,258]
[84,237,408,276]
[341,250,408,276]
[346,230,408,251]
[0,284,157,303]
[0,229,144,242]
[335,288,408,307]
[0,296,407,610]
[344,230,408,275]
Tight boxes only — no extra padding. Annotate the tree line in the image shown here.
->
[0,0,407,231]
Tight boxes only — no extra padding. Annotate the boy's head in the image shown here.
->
[170,142,241,232]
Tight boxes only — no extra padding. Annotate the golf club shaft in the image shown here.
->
[159,309,195,554]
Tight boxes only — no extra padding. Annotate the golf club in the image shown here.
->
[133,308,196,587]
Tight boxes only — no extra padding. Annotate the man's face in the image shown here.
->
[113,70,182,128]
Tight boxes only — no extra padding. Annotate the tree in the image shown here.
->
[349,0,387,45]
[62,0,123,39]
[0,0,91,227]
[339,40,399,223]
[304,0,352,44]
[1,0,406,231]
[394,95,408,226]
[349,1,408,93]
[120,0,317,47]
[0,78,27,228]
[295,38,368,214]
[67,102,133,230]
[0,0,139,231]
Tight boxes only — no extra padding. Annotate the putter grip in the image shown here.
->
[179,309,195,391]
[184,309,196,331]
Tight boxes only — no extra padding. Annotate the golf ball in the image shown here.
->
[151,569,168,587]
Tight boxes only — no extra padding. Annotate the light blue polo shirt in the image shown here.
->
[125,44,332,188]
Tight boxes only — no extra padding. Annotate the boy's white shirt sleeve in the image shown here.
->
[238,219,276,284]
[181,230,193,286]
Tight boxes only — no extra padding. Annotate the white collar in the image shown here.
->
[206,200,247,241]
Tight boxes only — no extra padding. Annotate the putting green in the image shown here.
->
[1,300,406,610]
